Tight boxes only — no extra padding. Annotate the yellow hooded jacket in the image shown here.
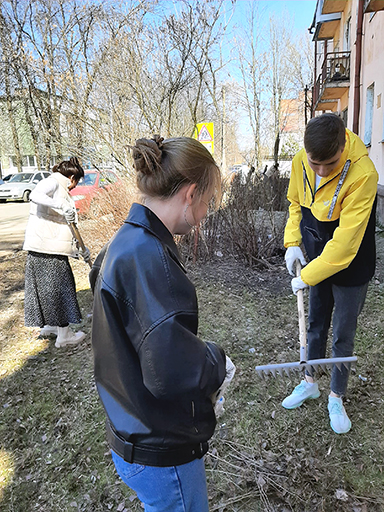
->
[284,129,378,287]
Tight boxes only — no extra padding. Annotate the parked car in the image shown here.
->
[69,169,120,214]
[0,171,51,203]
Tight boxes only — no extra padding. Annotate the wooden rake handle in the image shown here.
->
[68,222,93,268]
[296,260,307,363]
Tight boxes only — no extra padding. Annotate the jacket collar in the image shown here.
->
[51,171,71,190]
[126,203,182,261]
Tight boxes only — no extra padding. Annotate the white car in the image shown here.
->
[0,171,51,203]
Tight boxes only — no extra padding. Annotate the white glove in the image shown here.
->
[79,246,91,263]
[211,356,236,417]
[213,396,225,417]
[291,276,309,295]
[285,246,307,276]
[63,206,76,223]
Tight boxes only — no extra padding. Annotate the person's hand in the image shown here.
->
[285,246,306,276]
[63,206,76,224]
[213,396,225,417]
[79,246,91,263]
[211,355,236,414]
[291,276,309,295]
[224,355,236,384]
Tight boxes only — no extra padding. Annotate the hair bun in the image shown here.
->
[132,135,164,176]
[69,156,83,173]
[152,135,164,149]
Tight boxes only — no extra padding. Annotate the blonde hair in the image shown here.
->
[132,136,221,207]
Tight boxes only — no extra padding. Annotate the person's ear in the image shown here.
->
[185,183,197,205]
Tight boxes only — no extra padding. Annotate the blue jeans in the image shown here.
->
[306,280,369,396]
[111,451,209,512]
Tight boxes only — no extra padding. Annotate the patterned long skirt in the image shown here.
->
[24,251,82,328]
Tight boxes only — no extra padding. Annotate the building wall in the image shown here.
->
[358,10,384,221]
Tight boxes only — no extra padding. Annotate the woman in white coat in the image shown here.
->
[23,157,89,347]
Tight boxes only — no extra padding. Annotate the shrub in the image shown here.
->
[79,177,137,255]
[178,172,289,268]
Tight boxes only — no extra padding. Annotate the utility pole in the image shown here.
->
[221,85,226,173]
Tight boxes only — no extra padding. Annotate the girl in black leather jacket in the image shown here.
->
[91,135,234,512]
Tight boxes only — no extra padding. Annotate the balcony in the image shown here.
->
[364,0,384,11]
[321,0,348,14]
[313,52,351,112]
[310,0,342,40]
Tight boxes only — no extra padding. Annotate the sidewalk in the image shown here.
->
[0,203,30,255]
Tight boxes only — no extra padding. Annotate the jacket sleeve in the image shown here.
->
[301,167,378,286]
[89,243,109,293]
[138,312,226,401]
[284,155,303,248]
[30,178,62,209]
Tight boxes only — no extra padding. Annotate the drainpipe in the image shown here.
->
[353,0,364,134]
[313,40,317,117]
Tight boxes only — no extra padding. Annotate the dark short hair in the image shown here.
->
[52,157,84,181]
[304,113,346,161]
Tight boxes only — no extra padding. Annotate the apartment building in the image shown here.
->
[310,0,384,222]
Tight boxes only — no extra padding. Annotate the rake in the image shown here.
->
[68,221,93,268]
[255,261,357,378]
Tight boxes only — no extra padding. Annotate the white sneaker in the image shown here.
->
[55,326,86,348]
[282,380,320,409]
[40,325,58,336]
[328,396,351,434]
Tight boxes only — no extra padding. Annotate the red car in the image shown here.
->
[69,169,120,215]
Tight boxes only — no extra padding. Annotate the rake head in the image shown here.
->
[255,356,357,379]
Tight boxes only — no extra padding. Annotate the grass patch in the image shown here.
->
[0,233,384,511]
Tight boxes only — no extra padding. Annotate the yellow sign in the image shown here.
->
[194,122,214,155]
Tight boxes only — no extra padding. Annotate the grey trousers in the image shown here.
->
[306,280,369,396]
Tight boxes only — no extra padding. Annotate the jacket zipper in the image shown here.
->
[302,161,341,207]
[191,401,199,433]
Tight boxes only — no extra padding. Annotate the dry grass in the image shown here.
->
[1,208,384,510]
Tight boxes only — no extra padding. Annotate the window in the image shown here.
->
[364,83,374,146]
[344,16,351,51]
[33,173,44,183]
[10,173,33,183]
[10,155,35,168]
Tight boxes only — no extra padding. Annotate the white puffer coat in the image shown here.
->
[23,172,79,257]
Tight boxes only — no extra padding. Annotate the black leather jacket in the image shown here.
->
[91,203,226,466]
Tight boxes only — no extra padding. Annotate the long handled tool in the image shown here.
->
[68,221,93,269]
[255,261,357,378]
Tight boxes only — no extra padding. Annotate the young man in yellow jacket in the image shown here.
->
[282,113,378,434]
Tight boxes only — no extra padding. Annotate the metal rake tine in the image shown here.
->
[304,363,312,374]
[335,362,343,372]
[257,370,265,379]
[270,368,277,378]
[284,367,291,377]
[342,361,352,370]
[311,364,319,375]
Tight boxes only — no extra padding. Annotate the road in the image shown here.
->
[0,202,30,254]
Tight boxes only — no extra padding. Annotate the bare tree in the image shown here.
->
[0,7,22,172]
[234,2,266,168]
